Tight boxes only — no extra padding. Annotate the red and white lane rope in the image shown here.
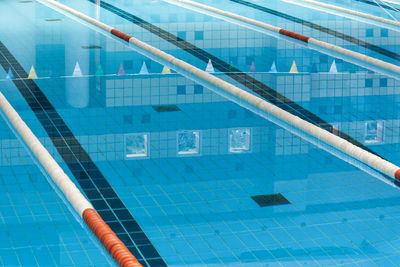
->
[38,0,400,180]
[0,91,141,267]
[167,0,400,76]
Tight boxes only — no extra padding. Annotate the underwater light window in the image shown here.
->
[229,128,251,153]
[364,121,384,144]
[177,130,200,155]
[125,133,149,158]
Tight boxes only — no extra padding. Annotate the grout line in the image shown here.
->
[285,0,400,27]
[0,43,142,267]
[0,89,141,267]
[91,0,386,162]
[38,0,400,182]
[170,0,400,76]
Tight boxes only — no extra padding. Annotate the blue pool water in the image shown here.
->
[0,95,116,266]
[2,0,400,266]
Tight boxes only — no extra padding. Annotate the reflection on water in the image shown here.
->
[1,0,400,265]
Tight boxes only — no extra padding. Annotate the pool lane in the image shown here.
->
[353,0,400,11]
[0,40,165,267]
[85,0,386,159]
[309,0,400,21]
[228,0,400,61]
[4,1,400,265]
[0,88,116,266]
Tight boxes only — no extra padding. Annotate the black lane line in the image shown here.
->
[0,41,166,267]
[230,0,400,61]
[91,0,383,158]
[353,0,397,11]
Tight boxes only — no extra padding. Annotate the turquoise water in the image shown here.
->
[1,0,400,266]
[0,89,116,266]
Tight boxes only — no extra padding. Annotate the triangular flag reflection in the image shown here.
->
[139,61,149,74]
[269,61,277,73]
[161,65,171,74]
[329,60,338,73]
[72,62,82,77]
[249,61,256,72]
[118,63,126,76]
[289,60,298,73]
[228,62,235,73]
[205,59,215,72]
[95,64,104,76]
[5,67,14,80]
[28,66,38,79]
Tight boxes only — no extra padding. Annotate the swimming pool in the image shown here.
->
[1,0,400,266]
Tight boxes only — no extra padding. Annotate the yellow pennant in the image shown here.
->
[28,66,38,79]
[289,60,298,73]
[161,65,171,74]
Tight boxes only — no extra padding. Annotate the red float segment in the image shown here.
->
[279,29,310,43]
[82,208,142,267]
[111,29,132,42]
[395,170,400,181]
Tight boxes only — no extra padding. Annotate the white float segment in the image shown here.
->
[0,91,93,216]
[289,0,400,27]
[308,38,398,71]
[39,0,400,179]
[170,0,400,75]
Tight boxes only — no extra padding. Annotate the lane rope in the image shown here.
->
[37,0,400,181]
[0,92,141,266]
[168,0,400,76]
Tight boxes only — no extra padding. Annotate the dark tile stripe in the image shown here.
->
[251,193,291,207]
[353,0,395,10]
[230,0,400,61]
[91,0,384,158]
[152,105,180,112]
[0,41,165,267]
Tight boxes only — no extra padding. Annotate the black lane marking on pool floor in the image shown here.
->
[251,193,291,207]
[152,105,181,112]
[81,45,102,49]
[0,41,165,267]
[45,18,62,22]
[353,0,397,11]
[91,0,383,159]
[230,0,400,61]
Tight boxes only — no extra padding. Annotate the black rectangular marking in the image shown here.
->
[152,105,180,112]
[81,45,102,49]
[251,193,290,207]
